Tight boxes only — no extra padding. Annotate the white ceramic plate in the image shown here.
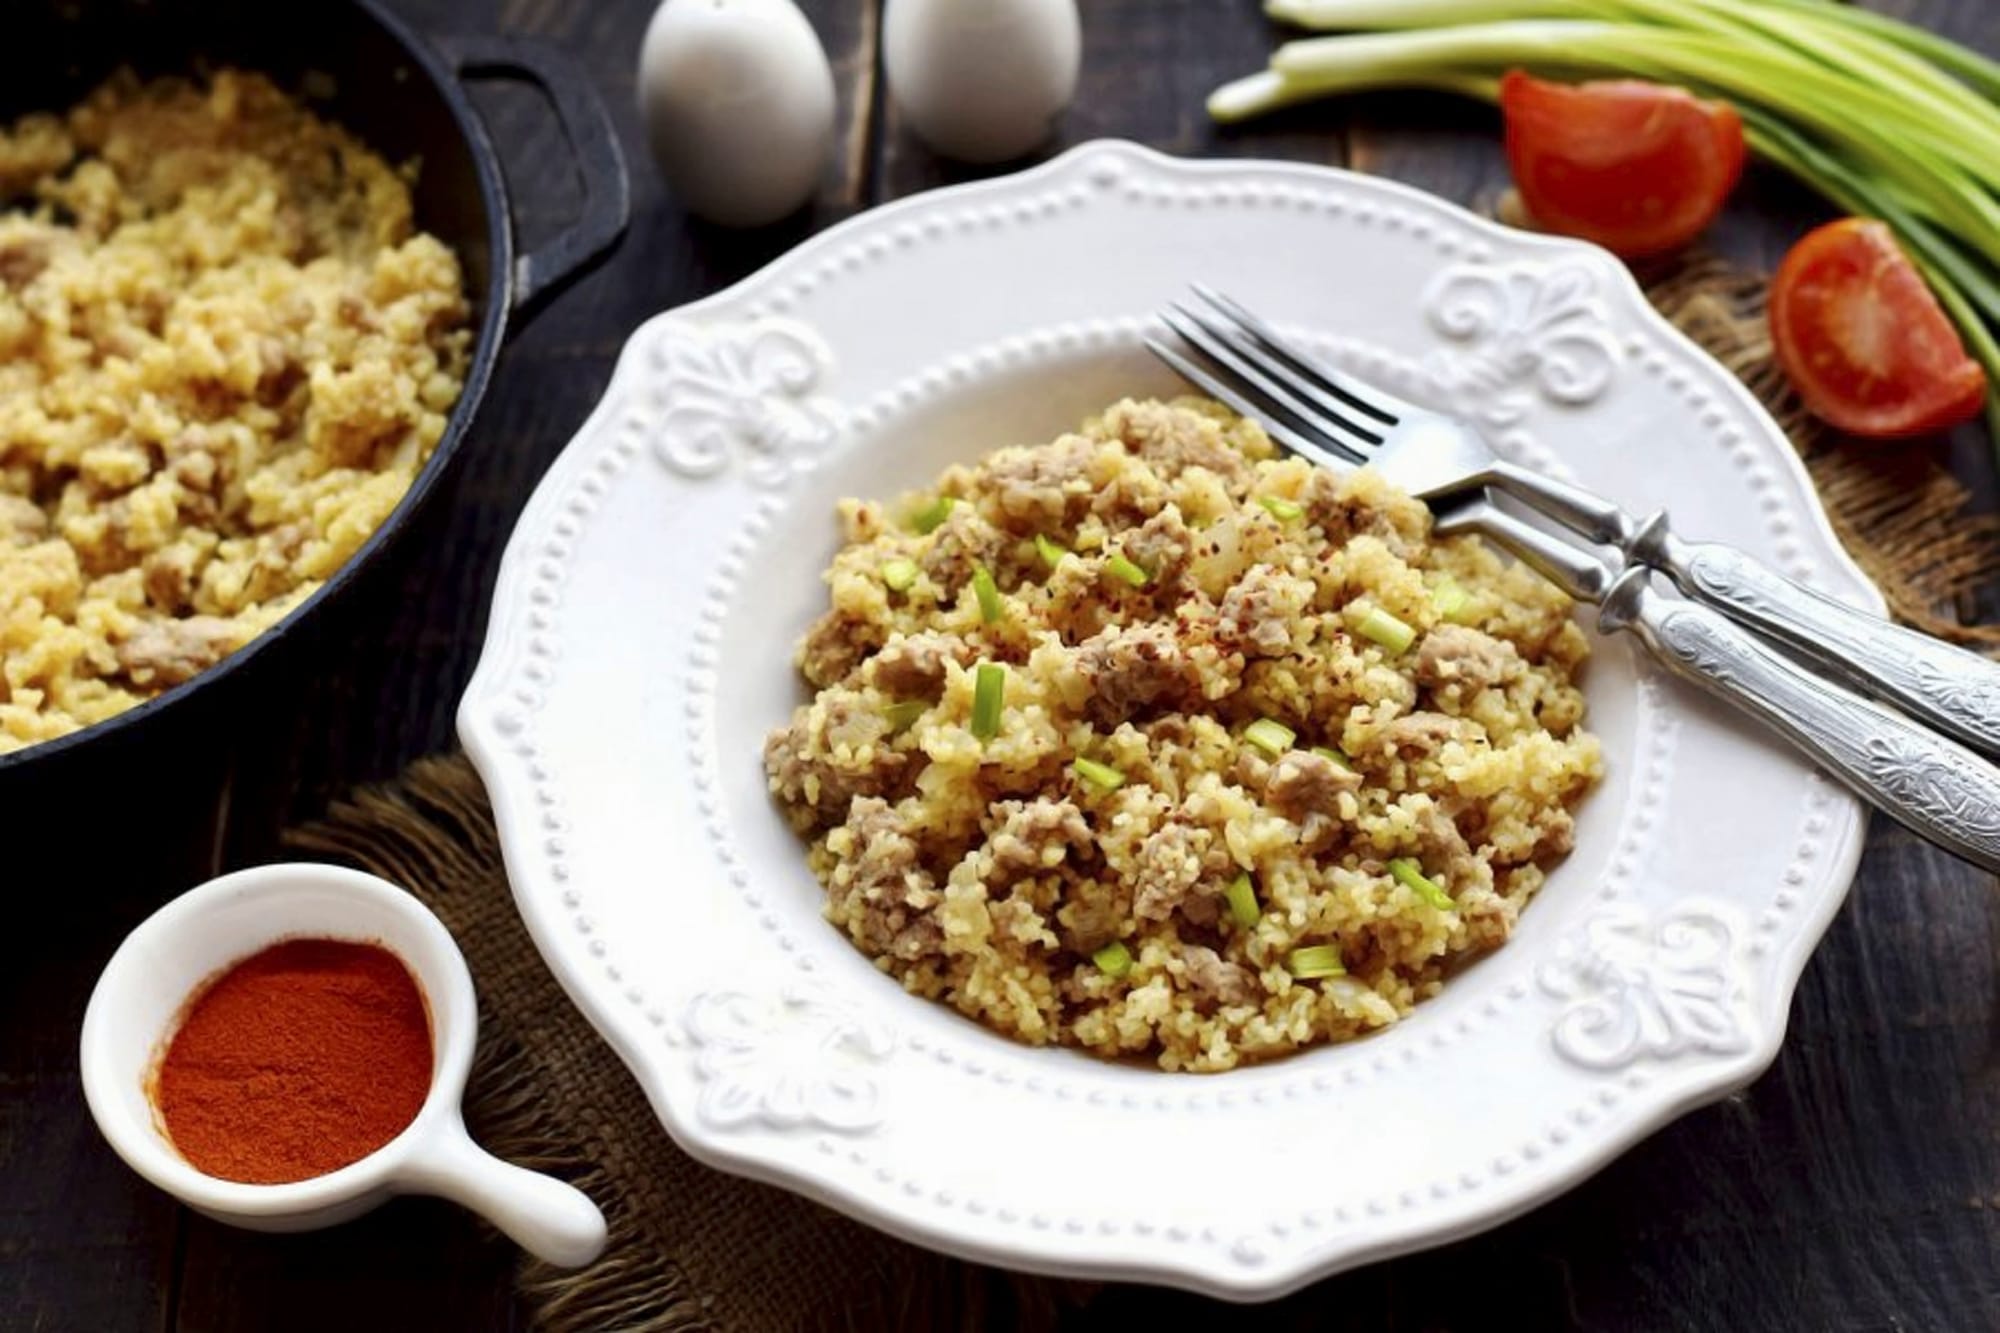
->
[460,141,1875,1300]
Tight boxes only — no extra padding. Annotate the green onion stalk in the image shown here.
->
[1211,0,2000,444]
[1225,872,1263,928]
[1388,857,1457,910]
[1071,755,1127,791]
[1244,716,1298,758]
[970,662,1006,741]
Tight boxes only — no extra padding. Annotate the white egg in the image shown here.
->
[637,0,836,228]
[884,0,1081,164]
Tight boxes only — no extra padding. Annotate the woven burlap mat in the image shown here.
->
[284,256,2000,1332]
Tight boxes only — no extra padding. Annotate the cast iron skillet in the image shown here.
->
[0,0,629,782]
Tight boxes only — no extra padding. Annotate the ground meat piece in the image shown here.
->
[1179,944,1256,1007]
[866,629,971,697]
[1416,624,1523,694]
[1455,862,1544,951]
[763,709,905,829]
[1411,797,1480,886]
[1056,886,1128,955]
[837,798,942,962]
[1264,750,1361,823]
[0,494,48,546]
[982,433,1097,532]
[1219,564,1316,657]
[1102,399,1249,482]
[1073,622,1200,724]
[114,616,238,687]
[141,543,201,611]
[1232,747,1272,791]
[1119,505,1193,586]
[1133,820,1212,921]
[1301,470,1408,554]
[1372,711,1462,758]
[797,609,880,689]
[1179,890,1221,928]
[763,725,821,830]
[920,501,1007,591]
[987,797,1093,874]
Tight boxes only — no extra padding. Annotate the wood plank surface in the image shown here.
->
[4,0,1998,1329]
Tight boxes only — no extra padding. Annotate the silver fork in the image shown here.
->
[1148,289,2000,874]
[1150,283,2000,760]
[1427,493,2000,872]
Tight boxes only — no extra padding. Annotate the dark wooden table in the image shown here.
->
[7,1,1999,1328]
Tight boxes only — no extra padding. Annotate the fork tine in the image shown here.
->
[1189,283,1411,426]
[1159,306,1384,455]
[1168,302,1387,449]
[1143,336,1363,471]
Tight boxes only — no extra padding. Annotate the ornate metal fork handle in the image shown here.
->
[1604,573,2000,873]
[1445,499,2000,873]
[1477,461,2000,759]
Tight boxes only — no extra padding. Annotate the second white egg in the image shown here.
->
[885,0,1082,164]
[638,0,836,228]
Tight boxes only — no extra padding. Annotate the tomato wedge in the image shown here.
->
[1500,71,1745,258]
[1769,218,1987,438]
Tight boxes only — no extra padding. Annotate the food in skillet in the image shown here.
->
[765,397,1602,1071]
[0,69,469,753]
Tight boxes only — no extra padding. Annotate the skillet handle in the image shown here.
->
[436,34,631,320]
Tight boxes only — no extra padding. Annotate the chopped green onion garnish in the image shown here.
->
[1093,941,1133,979]
[1388,858,1456,911]
[1224,872,1260,929]
[972,565,1005,624]
[910,495,957,535]
[1287,944,1346,979]
[1034,533,1070,569]
[970,662,1005,741]
[1258,494,1304,522]
[881,700,928,732]
[1357,606,1416,655]
[1071,756,1126,791]
[1310,745,1352,770]
[1105,551,1150,587]
[880,557,918,592]
[1431,576,1474,624]
[1243,717,1296,759]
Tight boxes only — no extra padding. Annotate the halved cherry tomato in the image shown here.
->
[1500,71,1745,258]
[1769,218,1987,438]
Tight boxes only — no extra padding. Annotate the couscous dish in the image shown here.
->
[0,69,469,753]
[765,398,1601,1071]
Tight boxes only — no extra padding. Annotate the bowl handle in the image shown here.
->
[397,1112,609,1268]
[436,34,632,321]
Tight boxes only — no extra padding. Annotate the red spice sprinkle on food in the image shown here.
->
[154,939,433,1185]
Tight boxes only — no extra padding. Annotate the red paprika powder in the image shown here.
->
[154,938,433,1184]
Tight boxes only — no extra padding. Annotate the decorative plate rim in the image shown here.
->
[460,140,1874,1300]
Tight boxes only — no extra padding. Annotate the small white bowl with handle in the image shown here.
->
[80,862,608,1268]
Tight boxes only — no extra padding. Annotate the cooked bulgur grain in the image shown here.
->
[765,398,1602,1071]
[0,69,469,753]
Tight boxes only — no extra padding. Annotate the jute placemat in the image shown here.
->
[284,256,2000,1332]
